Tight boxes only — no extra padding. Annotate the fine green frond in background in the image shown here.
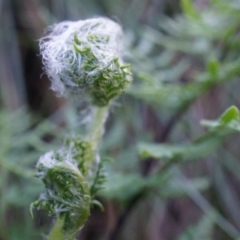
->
[138,106,240,167]
[2,0,240,239]
[176,212,216,240]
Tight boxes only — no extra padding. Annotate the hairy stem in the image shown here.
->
[48,217,85,240]
[48,218,65,240]
[89,106,109,153]
[48,105,109,240]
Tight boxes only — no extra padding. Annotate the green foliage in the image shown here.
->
[104,0,240,238]
[91,60,132,106]
[181,0,200,19]
[176,212,216,240]
[90,161,106,210]
[73,35,132,106]
[0,109,62,239]
[128,56,240,111]
[31,143,91,232]
[103,171,209,202]
[30,16,133,238]
[138,106,240,167]
[30,108,110,239]
[2,0,240,239]
[90,161,106,197]
[40,18,132,107]
[220,106,240,123]
[128,0,240,115]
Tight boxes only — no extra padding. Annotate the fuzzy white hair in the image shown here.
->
[40,17,123,99]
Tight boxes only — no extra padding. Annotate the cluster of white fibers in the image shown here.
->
[36,147,79,177]
[40,17,124,100]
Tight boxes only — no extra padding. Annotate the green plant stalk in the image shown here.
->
[89,106,109,153]
[0,168,8,240]
[48,218,65,240]
[48,105,109,240]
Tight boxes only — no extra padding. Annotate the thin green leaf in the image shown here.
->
[176,211,216,240]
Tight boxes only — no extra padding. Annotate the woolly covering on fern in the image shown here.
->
[40,17,132,106]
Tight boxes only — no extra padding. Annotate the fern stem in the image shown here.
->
[89,105,109,153]
[48,105,109,240]
[48,218,65,240]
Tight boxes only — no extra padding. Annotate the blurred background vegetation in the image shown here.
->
[1,0,240,239]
